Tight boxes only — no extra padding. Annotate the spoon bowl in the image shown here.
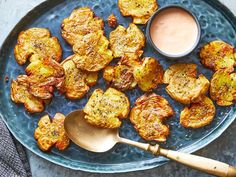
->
[64,110,119,152]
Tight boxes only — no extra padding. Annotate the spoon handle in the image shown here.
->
[158,148,236,177]
[118,137,236,177]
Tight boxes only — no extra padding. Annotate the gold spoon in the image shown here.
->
[64,110,236,177]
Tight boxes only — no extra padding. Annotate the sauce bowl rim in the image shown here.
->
[146,4,201,59]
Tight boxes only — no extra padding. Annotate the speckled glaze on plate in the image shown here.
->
[0,0,235,173]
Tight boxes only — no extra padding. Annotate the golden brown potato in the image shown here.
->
[61,7,104,45]
[130,93,174,142]
[11,75,44,113]
[34,113,70,151]
[164,63,210,104]
[59,55,98,99]
[25,55,64,99]
[119,52,142,66]
[166,74,209,104]
[84,88,130,128]
[109,23,145,58]
[200,40,235,72]
[234,52,236,62]
[103,53,140,91]
[14,28,62,65]
[118,0,158,24]
[210,69,236,106]
[180,96,215,128]
[163,63,197,84]
[27,78,59,100]
[133,57,163,92]
[103,64,137,91]
[107,14,118,28]
[72,30,113,72]
[25,55,64,80]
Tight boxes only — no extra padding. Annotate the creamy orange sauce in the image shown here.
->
[150,7,198,56]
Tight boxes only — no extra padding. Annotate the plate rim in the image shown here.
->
[0,0,235,173]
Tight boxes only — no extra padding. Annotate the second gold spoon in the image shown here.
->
[64,110,236,177]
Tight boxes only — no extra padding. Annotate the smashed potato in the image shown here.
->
[163,63,197,84]
[34,113,70,151]
[210,69,236,106]
[133,57,163,92]
[26,55,64,80]
[180,96,215,128]
[11,75,44,113]
[109,23,145,58]
[14,28,62,65]
[103,64,137,91]
[59,55,98,99]
[72,30,113,71]
[84,88,130,128]
[164,63,210,104]
[103,53,140,91]
[25,56,64,99]
[61,7,104,45]
[118,0,158,24]
[200,40,235,72]
[130,93,174,142]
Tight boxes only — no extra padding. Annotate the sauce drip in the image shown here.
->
[150,7,198,56]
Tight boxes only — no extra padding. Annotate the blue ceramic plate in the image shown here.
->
[0,0,235,173]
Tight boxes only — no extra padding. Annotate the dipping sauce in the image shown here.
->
[150,7,199,56]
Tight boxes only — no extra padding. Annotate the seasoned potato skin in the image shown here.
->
[61,7,104,45]
[84,88,130,128]
[118,0,158,24]
[72,30,113,72]
[25,55,64,99]
[59,55,98,99]
[109,23,145,58]
[164,63,210,104]
[103,53,140,91]
[130,93,174,142]
[34,113,70,151]
[200,40,235,72]
[163,63,197,84]
[210,69,236,106]
[133,57,163,92]
[104,55,163,92]
[180,96,215,128]
[14,28,62,65]
[26,55,64,81]
[11,75,44,113]
[103,64,137,91]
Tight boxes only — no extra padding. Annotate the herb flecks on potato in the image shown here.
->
[130,93,174,142]
[133,57,164,92]
[210,69,236,106]
[118,0,158,24]
[34,113,70,151]
[25,55,64,100]
[84,88,130,128]
[59,55,98,99]
[72,30,113,72]
[164,63,210,104]
[200,40,236,72]
[14,28,62,65]
[180,96,215,128]
[109,23,145,58]
[11,75,45,113]
[61,7,104,46]
[103,53,140,91]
